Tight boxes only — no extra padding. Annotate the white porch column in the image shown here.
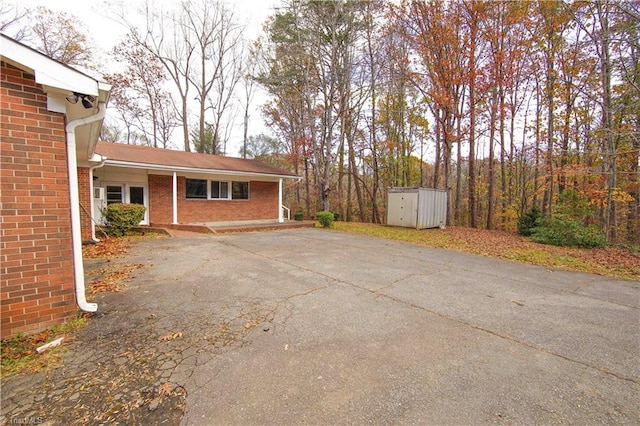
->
[172,172,178,224]
[278,178,284,223]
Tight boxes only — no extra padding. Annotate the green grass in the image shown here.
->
[1,317,87,377]
[330,222,638,281]
[331,222,453,248]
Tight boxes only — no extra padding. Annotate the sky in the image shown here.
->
[12,0,278,155]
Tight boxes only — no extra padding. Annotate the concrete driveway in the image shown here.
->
[3,228,639,425]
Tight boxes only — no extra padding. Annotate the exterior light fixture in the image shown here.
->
[66,92,96,109]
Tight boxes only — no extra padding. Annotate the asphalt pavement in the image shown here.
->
[1,228,638,425]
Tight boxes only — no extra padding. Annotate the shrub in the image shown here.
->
[316,211,334,228]
[555,189,594,221]
[517,207,542,236]
[333,212,340,221]
[103,203,146,237]
[293,212,304,221]
[530,216,606,248]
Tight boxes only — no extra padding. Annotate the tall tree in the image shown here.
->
[402,0,467,225]
[104,32,178,148]
[181,0,244,154]
[29,7,94,68]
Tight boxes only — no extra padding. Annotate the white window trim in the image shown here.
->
[185,178,250,201]
[102,182,149,225]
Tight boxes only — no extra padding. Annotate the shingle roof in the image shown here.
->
[95,142,298,178]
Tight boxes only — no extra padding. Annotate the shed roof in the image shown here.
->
[95,142,299,179]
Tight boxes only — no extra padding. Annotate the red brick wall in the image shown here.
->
[77,167,93,241]
[148,174,279,224]
[0,62,77,339]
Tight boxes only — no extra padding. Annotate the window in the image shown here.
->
[232,181,249,200]
[186,178,207,199]
[184,179,249,200]
[211,181,229,199]
[106,185,123,205]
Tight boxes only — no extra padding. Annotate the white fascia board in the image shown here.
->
[104,159,301,181]
[1,36,100,96]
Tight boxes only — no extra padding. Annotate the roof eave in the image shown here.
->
[103,159,301,180]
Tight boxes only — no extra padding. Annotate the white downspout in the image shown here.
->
[65,102,106,312]
[172,172,178,224]
[278,178,283,223]
[89,156,107,242]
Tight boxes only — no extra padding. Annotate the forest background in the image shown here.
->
[2,0,638,245]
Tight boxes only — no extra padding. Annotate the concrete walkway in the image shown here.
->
[1,228,638,425]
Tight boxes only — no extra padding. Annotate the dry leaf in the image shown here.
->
[157,382,174,396]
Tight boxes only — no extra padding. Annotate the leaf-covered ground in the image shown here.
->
[333,223,639,281]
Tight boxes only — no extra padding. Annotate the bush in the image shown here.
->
[530,216,606,248]
[293,212,304,221]
[517,207,542,236]
[103,203,146,237]
[316,211,334,228]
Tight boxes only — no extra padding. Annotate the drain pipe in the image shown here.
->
[66,102,106,312]
[88,156,107,242]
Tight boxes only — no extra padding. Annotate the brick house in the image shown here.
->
[82,142,300,241]
[1,35,299,339]
[1,35,111,338]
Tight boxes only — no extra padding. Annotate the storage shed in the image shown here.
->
[386,187,448,229]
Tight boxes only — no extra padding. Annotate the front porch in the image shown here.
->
[147,219,315,236]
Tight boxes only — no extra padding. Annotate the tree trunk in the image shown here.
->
[468,11,478,228]
[542,48,555,216]
[487,87,498,230]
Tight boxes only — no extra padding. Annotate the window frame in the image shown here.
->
[231,181,249,200]
[184,178,250,201]
[185,178,208,199]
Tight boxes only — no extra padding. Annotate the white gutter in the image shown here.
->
[65,102,106,312]
[88,155,107,242]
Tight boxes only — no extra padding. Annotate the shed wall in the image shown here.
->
[386,188,447,229]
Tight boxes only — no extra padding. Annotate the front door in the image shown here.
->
[99,183,149,225]
[127,185,148,225]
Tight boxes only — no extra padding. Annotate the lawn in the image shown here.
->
[332,222,639,281]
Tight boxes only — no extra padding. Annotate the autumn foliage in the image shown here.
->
[257,0,638,246]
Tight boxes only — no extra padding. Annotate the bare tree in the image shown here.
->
[119,0,245,154]
[120,1,195,151]
[104,33,178,148]
[0,1,28,41]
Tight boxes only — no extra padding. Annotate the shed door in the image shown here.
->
[387,192,418,228]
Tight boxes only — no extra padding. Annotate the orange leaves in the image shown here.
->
[88,264,146,295]
[83,238,131,259]
[159,332,183,342]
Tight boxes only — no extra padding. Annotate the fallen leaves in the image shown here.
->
[157,382,174,396]
[159,332,183,341]
[1,318,87,377]
[83,238,131,259]
[88,264,146,294]
[335,223,639,281]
